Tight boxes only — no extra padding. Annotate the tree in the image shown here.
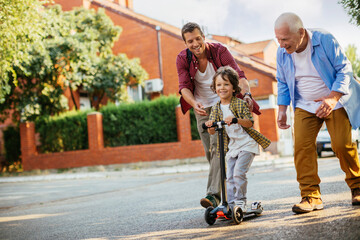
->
[0,5,148,122]
[339,0,360,26]
[83,54,148,110]
[56,7,147,110]
[0,0,46,104]
[345,44,360,78]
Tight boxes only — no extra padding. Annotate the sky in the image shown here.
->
[132,0,360,55]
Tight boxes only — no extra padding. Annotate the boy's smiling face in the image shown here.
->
[215,75,234,103]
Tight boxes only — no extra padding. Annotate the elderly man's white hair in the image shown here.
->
[274,12,304,33]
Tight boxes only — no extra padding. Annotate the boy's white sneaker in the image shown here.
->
[234,200,247,213]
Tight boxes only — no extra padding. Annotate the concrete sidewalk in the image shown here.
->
[0,153,294,183]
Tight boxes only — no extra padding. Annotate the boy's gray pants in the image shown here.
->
[195,107,221,199]
[226,151,255,203]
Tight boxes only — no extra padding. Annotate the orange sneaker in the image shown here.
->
[292,197,324,214]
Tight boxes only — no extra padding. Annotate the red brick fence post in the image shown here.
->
[19,122,37,169]
[87,112,104,151]
[176,105,191,143]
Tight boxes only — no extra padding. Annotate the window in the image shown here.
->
[127,85,145,102]
[79,92,91,110]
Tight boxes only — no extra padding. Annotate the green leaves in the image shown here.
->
[34,96,180,153]
[1,3,148,122]
[345,44,360,78]
[35,110,90,153]
[0,0,46,103]
[339,0,360,26]
[101,96,179,147]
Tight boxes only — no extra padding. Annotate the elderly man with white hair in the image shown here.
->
[274,12,360,214]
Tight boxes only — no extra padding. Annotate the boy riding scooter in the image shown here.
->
[204,66,271,224]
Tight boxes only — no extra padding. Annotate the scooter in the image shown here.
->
[202,119,263,225]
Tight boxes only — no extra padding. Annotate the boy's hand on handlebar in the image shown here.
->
[224,116,236,126]
[205,120,215,135]
[205,120,213,127]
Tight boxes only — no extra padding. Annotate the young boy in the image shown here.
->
[205,66,271,212]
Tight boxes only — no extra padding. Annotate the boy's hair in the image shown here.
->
[211,66,241,96]
[181,22,204,41]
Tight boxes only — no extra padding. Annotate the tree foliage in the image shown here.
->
[339,0,360,26]
[0,0,46,103]
[1,4,148,123]
[345,44,360,78]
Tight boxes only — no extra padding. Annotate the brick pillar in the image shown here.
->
[20,122,37,157]
[176,106,192,143]
[20,122,37,170]
[87,112,104,151]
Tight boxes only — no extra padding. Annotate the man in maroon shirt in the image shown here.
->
[176,22,253,208]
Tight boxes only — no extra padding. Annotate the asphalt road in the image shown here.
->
[1,156,360,240]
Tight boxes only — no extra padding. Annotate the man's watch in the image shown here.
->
[244,92,252,98]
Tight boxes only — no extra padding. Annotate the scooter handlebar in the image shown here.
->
[202,118,238,129]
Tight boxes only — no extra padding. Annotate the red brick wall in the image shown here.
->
[22,140,204,170]
[160,32,184,95]
[53,0,84,11]
[239,65,275,97]
[20,108,205,171]
[258,109,278,142]
[97,5,162,80]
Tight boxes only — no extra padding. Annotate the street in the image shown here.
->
[1,156,360,240]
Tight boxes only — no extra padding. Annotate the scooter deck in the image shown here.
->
[239,201,263,217]
[245,201,263,215]
[244,207,263,216]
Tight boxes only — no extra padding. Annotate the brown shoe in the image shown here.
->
[292,197,324,214]
[200,195,219,208]
[351,188,360,205]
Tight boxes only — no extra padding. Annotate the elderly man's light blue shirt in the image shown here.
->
[276,28,360,129]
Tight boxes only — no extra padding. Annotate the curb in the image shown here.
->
[0,156,295,183]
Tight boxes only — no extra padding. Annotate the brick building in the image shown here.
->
[2,0,294,169]
[52,0,288,155]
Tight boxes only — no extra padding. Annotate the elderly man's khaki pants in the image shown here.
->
[294,107,360,198]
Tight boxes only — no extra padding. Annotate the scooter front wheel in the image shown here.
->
[232,206,244,224]
[205,207,216,225]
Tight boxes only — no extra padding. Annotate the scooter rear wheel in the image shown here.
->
[232,206,244,224]
[205,207,216,225]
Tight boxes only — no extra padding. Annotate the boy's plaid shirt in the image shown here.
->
[209,96,271,155]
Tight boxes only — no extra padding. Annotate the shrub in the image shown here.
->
[101,95,179,147]
[28,95,185,153]
[35,110,90,153]
[3,126,21,168]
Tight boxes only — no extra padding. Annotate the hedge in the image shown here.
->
[100,95,179,147]
[35,110,90,153]
[33,95,182,152]
[3,126,21,167]
[12,94,203,154]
